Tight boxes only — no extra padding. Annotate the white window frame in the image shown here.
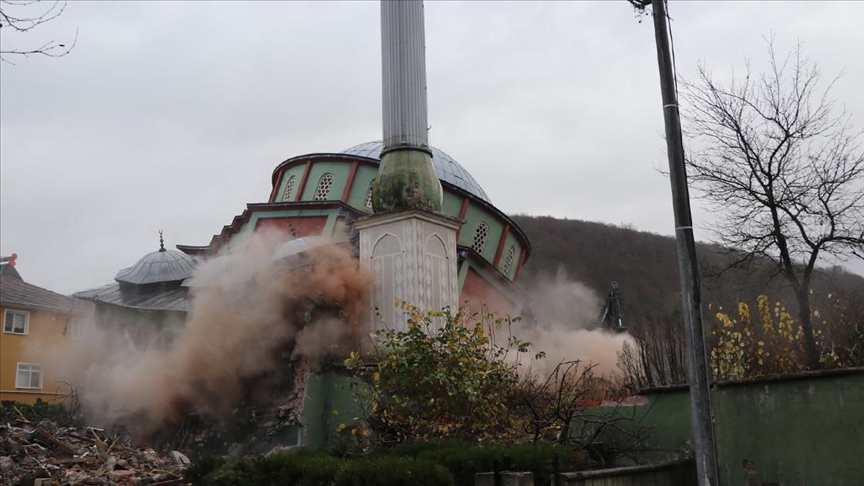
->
[15,362,43,390]
[3,309,30,335]
[70,318,88,340]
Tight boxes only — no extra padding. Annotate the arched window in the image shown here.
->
[365,180,374,209]
[472,222,489,254]
[313,173,334,201]
[281,175,296,202]
[503,245,516,275]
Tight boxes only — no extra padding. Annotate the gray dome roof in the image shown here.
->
[272,236,323,262]
[115,248,197,285]
[341,141,492,203]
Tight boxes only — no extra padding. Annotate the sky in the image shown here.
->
[1,1,863,295]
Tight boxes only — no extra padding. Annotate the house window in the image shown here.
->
[503,245,516,275]
[472,222,489,254]
[16,363,43,389]
[282,175,296,202]
[365,181,374,209]
[313,173,334,201]
[71,319,89,340]
[3,309,29,335]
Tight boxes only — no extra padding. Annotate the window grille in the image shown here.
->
[472,222,489,254]
[314,173,334,201]
[503,245,516,275]
[282,175,296,201]
[365,181,374,209]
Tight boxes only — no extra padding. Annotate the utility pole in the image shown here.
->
[649,1,719,484]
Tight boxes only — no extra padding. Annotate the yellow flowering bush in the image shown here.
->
[709,294,847,380]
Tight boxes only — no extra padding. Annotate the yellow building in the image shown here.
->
[0,257,92,405]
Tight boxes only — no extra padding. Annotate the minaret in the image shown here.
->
[356,0,460,331]
[372,0,443,212]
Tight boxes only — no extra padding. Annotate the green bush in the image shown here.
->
[187,442,578,486]
[345,305,536,443]
[187,449,341,486]
[334,455,453,486]
[183,455,226,485]
[393,441,578,486]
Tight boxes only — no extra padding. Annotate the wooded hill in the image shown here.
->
[511,215,864,330]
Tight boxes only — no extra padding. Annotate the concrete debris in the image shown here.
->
[0,420,189,486]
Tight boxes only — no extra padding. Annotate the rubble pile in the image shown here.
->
[0,419,190,486]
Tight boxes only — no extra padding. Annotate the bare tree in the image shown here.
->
[617,310,688,388]
[681,37,864,370]
[0,0,76,64]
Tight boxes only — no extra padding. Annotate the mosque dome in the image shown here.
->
[115,238,197,285]
[340,141,492,203]
[272,236,323,262]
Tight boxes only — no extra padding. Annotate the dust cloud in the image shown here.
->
[30,230,372,436]
[520,267,632,376]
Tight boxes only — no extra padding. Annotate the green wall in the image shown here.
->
[346,166,378,210]
[576,370,864,485]
[301,162,350,201]
[461,203,505,262]
[497,232,522,279]
[277,165,306,202]
[712,371,864,485]
[301,372,365,450]
[441,191,464,217]
[575,392,693,464]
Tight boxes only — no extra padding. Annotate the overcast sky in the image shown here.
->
[1,1,863,295]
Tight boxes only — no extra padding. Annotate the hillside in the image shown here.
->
[510,215,864,328]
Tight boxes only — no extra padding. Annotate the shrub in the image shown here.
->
[345,304,538,444]
[393,441,579,486]
[333,455,453,486]
[187,442,584,486]
[0,399,73,425]
[187,449,341,486]
[183,455,226,485]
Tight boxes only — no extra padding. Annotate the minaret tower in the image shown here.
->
[356,0,461,330]
[373,0,442,212]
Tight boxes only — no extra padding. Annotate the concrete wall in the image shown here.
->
[560,460,696,486]
[712,369,863,486]
[576,368,864,486]
[301,372,364,450]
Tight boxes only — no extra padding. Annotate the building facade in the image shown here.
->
[177,141,531,319]
[0,260,93,405]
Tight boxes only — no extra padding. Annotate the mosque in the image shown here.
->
[78,140,531,324]
[75,0,533,449]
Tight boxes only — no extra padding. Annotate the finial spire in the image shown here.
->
[159,230,165,252]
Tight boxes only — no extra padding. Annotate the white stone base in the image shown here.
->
[356,210,461,331]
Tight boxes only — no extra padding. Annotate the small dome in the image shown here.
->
[271,236,323,262]
[115,248,197,285]
[341,141,492,203]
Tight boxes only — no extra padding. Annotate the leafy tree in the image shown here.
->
[681,38,864,369]
[345,304,537,445]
